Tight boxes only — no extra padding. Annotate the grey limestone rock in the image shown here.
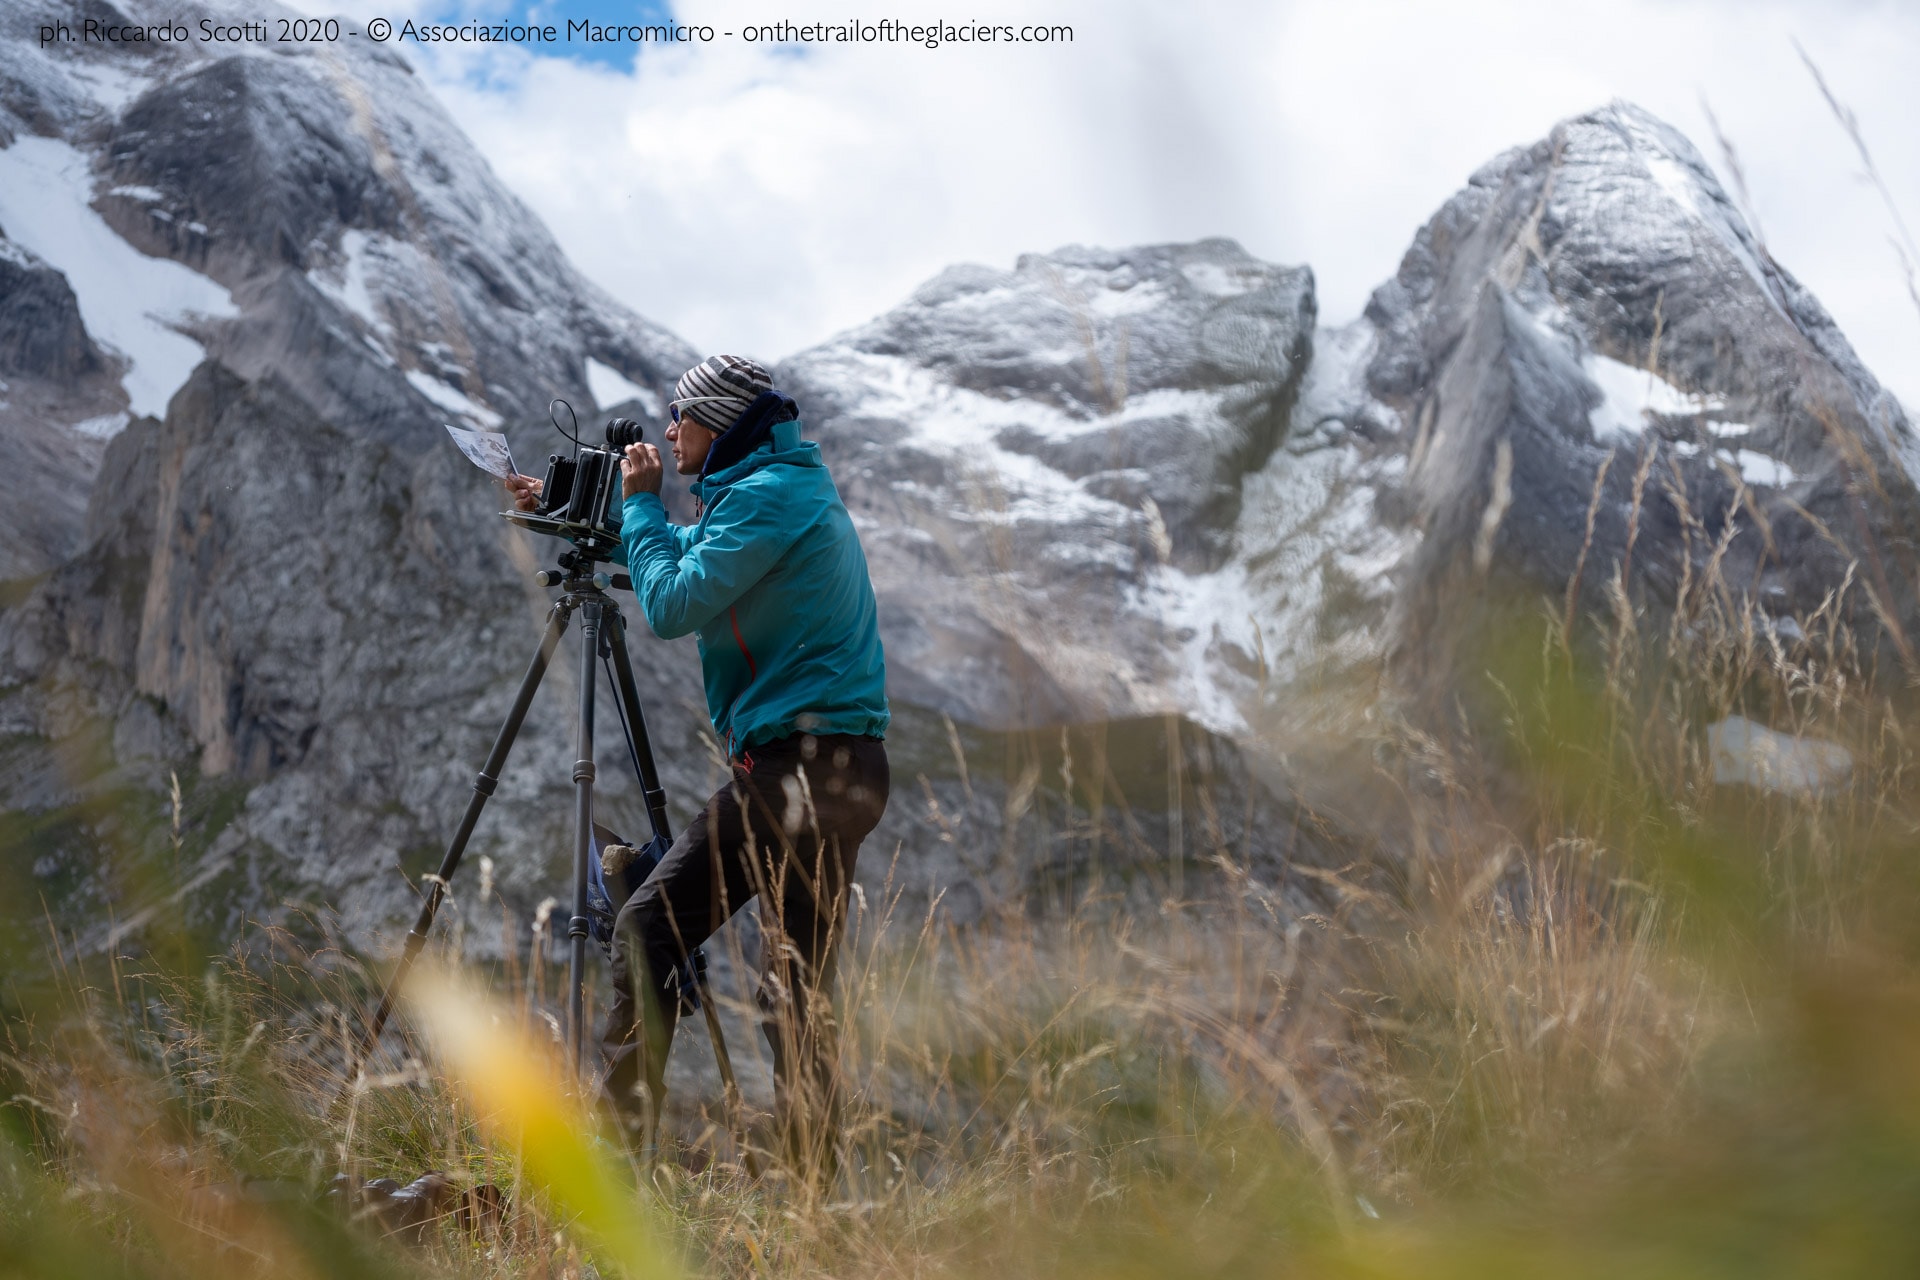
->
[0,228,118,577]
[105,54,403,276]
[780,238,1317,732]
[0,227,101,381]
[1353,101,1920,706]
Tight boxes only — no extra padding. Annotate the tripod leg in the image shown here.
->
[350,602,572,1084]
[698,975,763,1179]
[606,602,759,1175]
[567,600,603,1077]
[603,604,673,846]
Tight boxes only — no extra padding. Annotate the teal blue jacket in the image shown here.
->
[616,419,890,753]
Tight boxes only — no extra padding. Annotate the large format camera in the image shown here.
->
[504,416,647,559]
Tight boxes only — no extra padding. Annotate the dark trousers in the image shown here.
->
[602,731,889,1171]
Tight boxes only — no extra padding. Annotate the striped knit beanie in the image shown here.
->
[674,355,773,433]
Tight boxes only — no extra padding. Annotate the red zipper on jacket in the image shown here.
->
[728,606,758,678]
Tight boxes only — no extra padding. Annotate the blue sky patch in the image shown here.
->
[416,0,681,71]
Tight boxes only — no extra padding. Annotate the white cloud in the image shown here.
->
[368,0,1919,405]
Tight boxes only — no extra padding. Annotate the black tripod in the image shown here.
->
[347,547,746,1140]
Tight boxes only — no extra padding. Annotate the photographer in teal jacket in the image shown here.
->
[619,385,889,756]
[510,354,890,1179]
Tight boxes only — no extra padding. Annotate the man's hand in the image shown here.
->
[504,473,543,512]
[622,442,664,498]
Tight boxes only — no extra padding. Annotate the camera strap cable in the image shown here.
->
[550,396,582,451]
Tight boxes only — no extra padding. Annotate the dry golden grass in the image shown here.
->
[11,431,1920,1280]
[8,547,1920,1280]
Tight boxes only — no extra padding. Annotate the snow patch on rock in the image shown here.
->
[829,350,1138,525]
[1134,562,1262,734]
[310,229,386,334]
[64,60,154,114]
[1185,317,1417,716]
[1585,353,1721,439]
[1731,448,1795,487]
[0,135,235,420]
[75,412,130,439]
[586,358,658,415]
[405,369,501,428]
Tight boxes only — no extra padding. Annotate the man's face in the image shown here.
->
[665,414,718,475]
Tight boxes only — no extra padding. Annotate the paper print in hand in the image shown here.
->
[444,423,519,480]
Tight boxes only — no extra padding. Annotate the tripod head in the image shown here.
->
[534,548,632,595]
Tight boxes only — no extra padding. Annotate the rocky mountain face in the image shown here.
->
[782,241,1328,731]
[0,0,702,950]
[1365,104,1920,710]
[0,0,1913,966]
[0,0,1324,959]
[0,0,698,546]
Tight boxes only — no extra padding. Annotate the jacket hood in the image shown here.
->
[700,390,798,478]
[691,419,820,501]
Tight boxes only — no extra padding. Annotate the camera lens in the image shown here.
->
[605,417,645,449]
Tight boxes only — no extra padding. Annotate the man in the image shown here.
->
[510,355,889,1177]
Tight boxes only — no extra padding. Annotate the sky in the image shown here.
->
[296,0,1920,407]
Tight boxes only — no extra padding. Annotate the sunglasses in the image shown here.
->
[668,395,735,426]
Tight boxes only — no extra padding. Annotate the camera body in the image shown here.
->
[503,417,647,558]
